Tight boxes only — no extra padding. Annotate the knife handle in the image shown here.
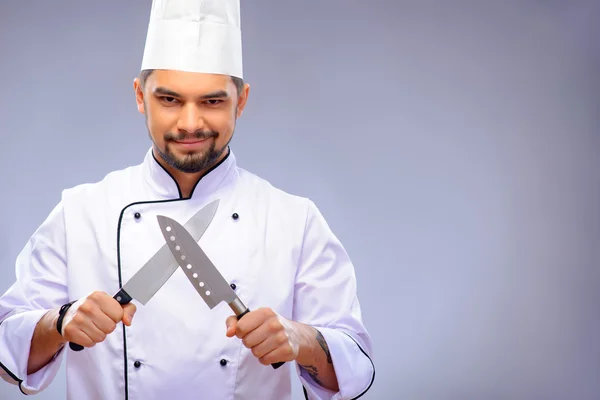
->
[69,288,133,352]
[236,307,285,370]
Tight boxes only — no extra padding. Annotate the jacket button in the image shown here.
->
[134,361,141,368]
[231,213,239,220]
[230,283,237,290]
[134,212,141,219]
[220,359,228,366]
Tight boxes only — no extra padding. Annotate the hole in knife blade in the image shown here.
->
[205,291,211,296]
[199,282,204,287]
[175,246,180,251]
[170,236,175,241]
[186,264,192,269]
[166,226,171,231]
[181,255,186,260]
[193,273,198,278]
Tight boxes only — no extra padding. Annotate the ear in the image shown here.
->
[235,83,251,118]
[133,78,146,115]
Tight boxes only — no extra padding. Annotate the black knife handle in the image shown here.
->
[236,308,285,370]
[69,288,133,352]
[113,287,133,305]
[69,342,85,351]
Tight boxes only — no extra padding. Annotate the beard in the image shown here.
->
[153,129,229,173]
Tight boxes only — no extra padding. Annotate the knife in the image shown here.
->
[156,214,285,369]
[68,199,220,351]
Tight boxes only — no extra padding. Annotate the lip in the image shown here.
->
[172,138,210,149]
[174,138,208,144]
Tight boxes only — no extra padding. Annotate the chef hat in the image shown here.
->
[140,0,243,79]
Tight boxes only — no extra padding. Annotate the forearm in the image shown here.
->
[27,308,65,375]
[294,323,339,392]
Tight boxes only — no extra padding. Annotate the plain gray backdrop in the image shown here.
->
[1,1,599,399]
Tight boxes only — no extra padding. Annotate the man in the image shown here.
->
[0,0,374,399]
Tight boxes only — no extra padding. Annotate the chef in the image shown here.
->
[0,0,374,399]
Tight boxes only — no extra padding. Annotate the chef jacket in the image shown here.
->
[0,147,374,400]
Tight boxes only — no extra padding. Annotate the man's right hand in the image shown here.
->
[60,291,137,348]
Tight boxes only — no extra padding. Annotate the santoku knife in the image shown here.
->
[68,199,220,351]
[156,214,285,369]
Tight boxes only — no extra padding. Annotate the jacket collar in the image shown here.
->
[142,146,237,200]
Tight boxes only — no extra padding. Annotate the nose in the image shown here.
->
[177,104,205,134]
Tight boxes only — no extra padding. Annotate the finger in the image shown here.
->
[235,309,269,339]
[63,316,102,347]
[241,320,273,349]
[248,331,285,359]
[66,327,96,348]
[258,345,295,366]
[102,300,125,323]
[226,316,237,337]
[122,303,137,326]
[78,319,108,344]
[92,292,124,323]
[89,309,118,334]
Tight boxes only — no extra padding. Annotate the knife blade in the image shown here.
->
[68,199,220,351]
[156,214,285,369]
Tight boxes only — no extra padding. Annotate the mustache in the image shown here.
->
[165,130,219,141]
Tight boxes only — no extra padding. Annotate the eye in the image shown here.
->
[159,96,179,105]
[205,99,224,106]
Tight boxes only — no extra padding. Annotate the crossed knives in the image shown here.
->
[68,199,284,369]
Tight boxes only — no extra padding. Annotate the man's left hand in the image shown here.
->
[226,307,306,366]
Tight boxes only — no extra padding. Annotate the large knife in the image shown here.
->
[156,215,285,370]
[68,199,220,351]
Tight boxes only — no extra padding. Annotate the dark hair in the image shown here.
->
[138,69,244,95]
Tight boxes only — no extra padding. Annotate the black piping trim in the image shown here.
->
[189,149,229,198]
[0,358,20,383]
[150,147,231,199]
[301,332,375,400]
[0,361,27,395]
[116,199,182,400]
[151,151,183,198]
[116,148,230,400]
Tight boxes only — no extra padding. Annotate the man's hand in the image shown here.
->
[28,291,137,375]
[61,291,137,348]
[225,307,306,366]
[225,307,340,392]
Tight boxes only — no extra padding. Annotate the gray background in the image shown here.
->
[1,1,599,399]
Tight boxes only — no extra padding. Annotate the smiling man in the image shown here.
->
[137,69,247,198]
[0,1,375,399]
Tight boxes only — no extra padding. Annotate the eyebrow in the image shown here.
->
[153,87,229,100]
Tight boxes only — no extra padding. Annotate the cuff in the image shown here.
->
[297,327,375,400]
[0,309,65,395]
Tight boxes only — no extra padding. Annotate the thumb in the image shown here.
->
[122,303,137,326]
[225,315,237,337]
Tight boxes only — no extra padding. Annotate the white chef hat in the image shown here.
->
[140,0,243,79]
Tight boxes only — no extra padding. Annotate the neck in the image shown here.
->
[152,147,229,199]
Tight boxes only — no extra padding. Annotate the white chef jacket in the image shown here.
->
[0,147,374,400]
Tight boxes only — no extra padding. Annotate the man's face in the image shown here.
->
[134,70,249,173]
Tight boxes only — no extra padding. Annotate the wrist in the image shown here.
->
[293,322,319,366]
[47,308,67,346]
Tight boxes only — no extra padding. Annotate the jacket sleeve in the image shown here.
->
[292,200,375,400]
[0,201,69,395]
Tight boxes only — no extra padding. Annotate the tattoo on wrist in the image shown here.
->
[316,329,332,364]
[301,364,322,386]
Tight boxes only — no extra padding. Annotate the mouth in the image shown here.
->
[173,138,208,144]
[171,137,213,150]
